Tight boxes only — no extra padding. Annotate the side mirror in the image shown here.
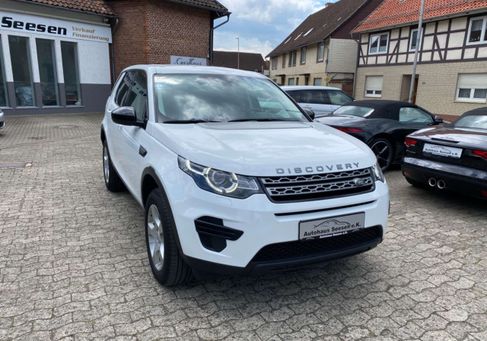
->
[433,115,444,124]
[303,108,315,121]
[111,106,142,127]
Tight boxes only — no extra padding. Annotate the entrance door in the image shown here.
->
[401,75,419,103]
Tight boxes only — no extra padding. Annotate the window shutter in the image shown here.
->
[458,74,487,89]
[366,76,383,91]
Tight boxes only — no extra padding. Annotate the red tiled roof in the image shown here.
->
[21,0,116,16]
[167,0,228,15]
[354,0,487,33]
[19,0,228,17]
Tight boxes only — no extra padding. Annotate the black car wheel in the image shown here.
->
[370,138,394,171]
[145,189,193,286]
[103,141,126,192]
[405,176,425,188]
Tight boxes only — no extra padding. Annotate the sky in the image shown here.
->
[213,0,336,58]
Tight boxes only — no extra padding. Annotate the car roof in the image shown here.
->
[121,65,268,79]
[348,100,415,108]
[462,107,487,117]
[281,85,342,91]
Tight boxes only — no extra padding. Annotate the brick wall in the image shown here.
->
[355,61,487,117]
[110,0,212,77]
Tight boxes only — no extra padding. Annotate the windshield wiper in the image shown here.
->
[162,119,220,124]
[227,118,298,123]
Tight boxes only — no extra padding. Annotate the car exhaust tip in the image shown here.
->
[437,179,447,190]
[428,178,437,187]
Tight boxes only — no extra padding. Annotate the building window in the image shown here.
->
[288,50,297,67]
[456,74,487,103]
[369,33,389,54]
[467,16,487,44]
[9,36,34,107]
[317,42,325,62]
[410,28,420,51]
[300,47,307,64]
[365,76,383,97]
[282,54,286,69]
[0,36,7,107]
[61,42,81,105]
[313,78,322,86]
[271,57,277,70]
[287,78,295,86]
[36,39,59,106]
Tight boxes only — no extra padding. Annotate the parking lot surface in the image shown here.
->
[0,114,486,341]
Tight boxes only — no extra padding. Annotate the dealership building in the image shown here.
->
[0,0,229,115]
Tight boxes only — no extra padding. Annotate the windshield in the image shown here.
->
[286,90,353,106]
[334,105,375,118]
[454,114,487,130]
[153,74,306,123]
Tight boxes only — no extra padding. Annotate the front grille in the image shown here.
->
[252,226,382,262]
[260,168,375,202]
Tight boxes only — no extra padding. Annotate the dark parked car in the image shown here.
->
[317,100,443,170]
[402,108,487,199]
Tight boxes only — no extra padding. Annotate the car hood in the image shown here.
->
[147,121,376,176]
[316,115,368,127]
[411,126,487,148]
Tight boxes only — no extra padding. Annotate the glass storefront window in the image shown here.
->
[36,39,59,106]
[61,42,81,105]
[0,36,7,107]
[9,36,34,107]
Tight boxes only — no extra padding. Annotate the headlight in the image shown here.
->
[178,157,262,199]
[371,162,385,183]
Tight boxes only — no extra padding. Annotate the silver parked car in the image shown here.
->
[282,86,353,118]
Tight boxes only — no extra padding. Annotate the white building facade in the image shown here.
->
[0,0,112,114]
[354,2,487,117]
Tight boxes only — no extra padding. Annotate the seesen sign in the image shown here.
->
[0,11,112,43]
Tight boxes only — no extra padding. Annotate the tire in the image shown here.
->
[369,138,394,171]
[405,176,424,188]
[102,141,125,192]
[145,189,192,286]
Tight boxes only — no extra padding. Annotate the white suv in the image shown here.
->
[101,65,389,286]
[282,86,353,118]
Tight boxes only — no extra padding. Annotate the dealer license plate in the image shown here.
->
[423,143,462,158]
[299,213,365,240]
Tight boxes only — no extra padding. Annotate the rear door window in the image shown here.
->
[287,90,329,104]
[327,90,353,105]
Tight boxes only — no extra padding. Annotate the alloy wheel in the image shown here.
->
[147,204,165,271]
[103,145,110,183]
[371,140,392,170]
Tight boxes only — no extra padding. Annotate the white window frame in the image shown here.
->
[369,33,389,55]
[287,77,295,86]
[317,42,325,62]
[300,46,307,65]
[365,76,383,98]
[456,73,487,104]
[409,28,419,51]
[271,57,277,70]
[467,16,487,45]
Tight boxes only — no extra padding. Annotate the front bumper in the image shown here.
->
[402,157,487,199]
[167,171,390,270]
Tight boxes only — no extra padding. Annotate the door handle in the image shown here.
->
[139,146,147,157]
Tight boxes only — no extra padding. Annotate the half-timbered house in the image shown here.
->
[353,0,487,117]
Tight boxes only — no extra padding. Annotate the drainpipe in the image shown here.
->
[209,13,231,65]
[109,16,119,84]
[408,0,425,103]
